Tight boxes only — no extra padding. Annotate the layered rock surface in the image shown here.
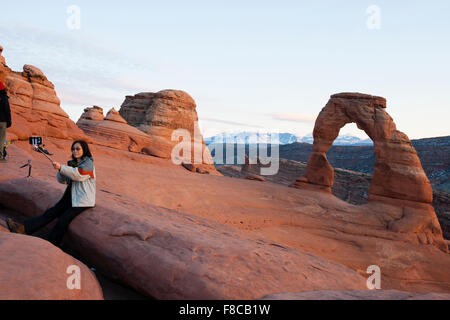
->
[218,159,450,240]
[0,177,366,300]
[219,158,373,206]
[1,139,449,297]
[0,47,88,142]
[119,90,219,175]
[77,106,153,152]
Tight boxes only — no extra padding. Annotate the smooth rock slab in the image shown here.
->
[0,232,103,300]
[262,290,450,300]
[0,178,367,300]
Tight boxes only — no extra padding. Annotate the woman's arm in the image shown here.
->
[59,158,95,182]
[56,170,70,184]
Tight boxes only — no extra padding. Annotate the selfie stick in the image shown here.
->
[33,145,54,163]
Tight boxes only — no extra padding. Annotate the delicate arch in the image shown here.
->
[292,93,432,204]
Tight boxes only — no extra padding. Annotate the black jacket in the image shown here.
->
[0,89,11,128]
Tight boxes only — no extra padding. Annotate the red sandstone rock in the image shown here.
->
[0,46,5,66]
[1,139,449,296]
[104,108,127,124]
[79,105,104,121]
[141,146,171,159]
[182,162,196,172]
[77,107,153,152]
[0,49,89,142]
[119,90,219,175]
[0,232,103,300]
[245,174,266,182]
[262,290,450,300]
[298,93,432,203]
[241,155,256,172]
[1,46,449,300]
[292,92,441,237]
[0,178,366,300]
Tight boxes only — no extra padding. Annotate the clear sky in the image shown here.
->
[1,0,449,139]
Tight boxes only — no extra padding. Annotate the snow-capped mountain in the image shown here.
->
[205,132,373,146]
[298,133,373,146]
[204,132,301,145]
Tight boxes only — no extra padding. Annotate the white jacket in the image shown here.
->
[57,156,96,207]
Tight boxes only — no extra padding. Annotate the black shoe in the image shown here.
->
[6,218,26,234]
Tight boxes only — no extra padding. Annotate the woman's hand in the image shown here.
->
[53,162,61,170]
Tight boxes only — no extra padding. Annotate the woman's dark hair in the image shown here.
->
[71,140,93,161]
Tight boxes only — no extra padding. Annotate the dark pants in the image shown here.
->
[0,122,6,159]
[24,186,89,247]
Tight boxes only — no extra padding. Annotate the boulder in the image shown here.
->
[104,108,127,124]
[141,146,171,159]
[245,174,266,182]
[77,107,153,153]
[79,105,104,121]
[119,90,220,175]
[0,47,89,142]
[0,232,103,300]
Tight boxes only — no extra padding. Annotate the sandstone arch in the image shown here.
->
[290,93,447,246]
[293,92,433,204]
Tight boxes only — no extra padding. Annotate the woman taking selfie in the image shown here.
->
[6,140,96,248]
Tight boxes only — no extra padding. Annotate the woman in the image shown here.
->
[0,81,12,163]
[6,140,96,247]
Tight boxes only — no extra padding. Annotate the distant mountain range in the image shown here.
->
[206,134,450,193]
[296,133,373,146]
[279,136,450,193]
[205,132,373,146]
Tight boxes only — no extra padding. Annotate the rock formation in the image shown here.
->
[279,136,450,193]
[219,158,449,240]
[245,174,266,182]
[291,93,443,240]
[77,106,153,152]
[1,45,449,299]
[262,290,450,300]
[0,232,103,300]
[0,46,5,66]
[119,90,219,175]
[241,155,254,172]
[0,178,367,300]
[0,47,88,142]
[241,156,266,181]
[1,136,449,297]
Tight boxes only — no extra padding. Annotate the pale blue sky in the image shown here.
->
[1,0,449,139]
